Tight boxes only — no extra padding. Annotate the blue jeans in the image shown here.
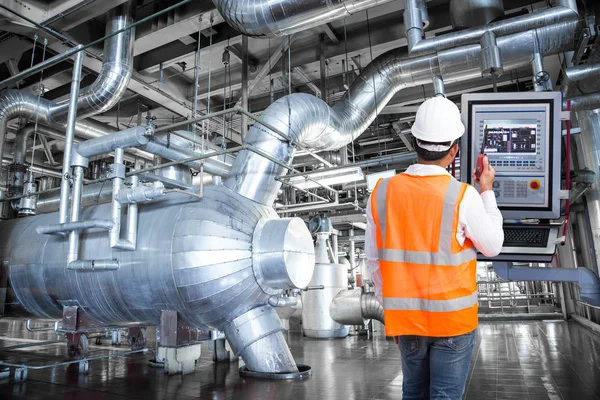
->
[398,330,476,400]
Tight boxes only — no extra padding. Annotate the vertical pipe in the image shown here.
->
[320,34,327,103]
[192,23,202,138]
[532,52,551,91]
[349,228,356,272]
[67,166,85,263]
[110,148,125,248]
[332,233,339,263]
[241,35,249,139]
[59,51,84,224]
[404,0,424,52]
[432,75,445,97]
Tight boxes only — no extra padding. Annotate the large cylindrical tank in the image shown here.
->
[302,233,349,338]
[0,184,314,333]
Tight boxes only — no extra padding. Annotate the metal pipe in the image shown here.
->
[0,0,188,89]
[562,63,600,96]
[0,1,137,180]
[58,50,84,224]
[404,0,424,53]
[213,0,394,37]
[493,262,600,306]
[67,260,120,271]
[73,126,151,163]
[568,93,600,111]
[36,219,115,234]
[404,1,578,57]
[67,166,85,263]
[532,52,552,92]
[109,148,136,251]
[432,75,445,97]
[241,35,249,139]
[140,137,230,177]
[225,19,578,205]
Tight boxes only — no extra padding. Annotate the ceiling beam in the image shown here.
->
[293,67,322,98]
[232,35,297,108]
[322,23,340,45]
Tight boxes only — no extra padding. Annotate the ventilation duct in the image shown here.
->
[0,1,136,171]
[449,0,505,29]
[225,19,579,205]
[213,0,394,37]
[330,288,384,325]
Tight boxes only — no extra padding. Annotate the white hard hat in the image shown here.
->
[411,97,465,143]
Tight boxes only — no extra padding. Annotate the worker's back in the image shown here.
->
[371,173,478,337]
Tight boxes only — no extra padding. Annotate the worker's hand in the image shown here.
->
[472,155,495,193]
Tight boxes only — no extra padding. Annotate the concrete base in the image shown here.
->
[157,344,201,375]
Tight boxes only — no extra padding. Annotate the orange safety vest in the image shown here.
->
[371,173,478,337]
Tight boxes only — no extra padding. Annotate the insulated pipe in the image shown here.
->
[140,137,230,177]
[71,126,151,166]
[568,93,600,111]
[225,20,579,205]
[0,1,135,175]
[432,76,445,97]
[404,0,578,57]
[493,262,600,306]
[330,289,384,325]
[59,50,83,224]
[213,0,394,37]
[562,62,600,96]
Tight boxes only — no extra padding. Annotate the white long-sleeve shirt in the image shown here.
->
[365,164,504,304]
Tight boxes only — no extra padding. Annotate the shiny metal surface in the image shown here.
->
[223,305,298,373]
[225,19,578,206]
[577,109,600,279]
[0,1,135,174]
[72,126,150,165]
[0,185,307,327]
[562,62,600,96]
[140,136,231,177]
[302,233,349,338]
[569,92,600,111]
[449,0,504,29]
[253,218,315,295]
[2,319,600,398]
[493,263,600,306]
[214,0,394,37]
[35,183,113,215]
[405,1,577,56]
[330,288,384,325]
[59,48,84,226]
[480,31,503,77]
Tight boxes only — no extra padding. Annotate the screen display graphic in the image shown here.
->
[483,120,537,155]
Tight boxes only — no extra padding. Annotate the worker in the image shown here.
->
[365,96,504,400]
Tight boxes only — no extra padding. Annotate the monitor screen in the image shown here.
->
[483,120,537,155]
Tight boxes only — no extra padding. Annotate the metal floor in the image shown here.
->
[1,319,600,399]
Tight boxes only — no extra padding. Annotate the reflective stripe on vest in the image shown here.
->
[375,177,477,266]
[383,291,479,313]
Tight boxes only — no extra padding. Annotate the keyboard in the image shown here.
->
[503,227,550,248]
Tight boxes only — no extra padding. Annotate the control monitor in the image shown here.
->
[460,92,562,220]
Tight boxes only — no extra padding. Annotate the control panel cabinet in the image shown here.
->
[460,92,562,220]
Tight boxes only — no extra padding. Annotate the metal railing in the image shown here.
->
[576,300,600,324]
[477,279,558,315]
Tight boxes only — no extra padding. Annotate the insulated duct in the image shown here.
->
[0,1,136,172]
[493,263,600,306]
[330,288,384,325]
[404,0,578,56]
[213,0,394,37]
[225,19,579,205]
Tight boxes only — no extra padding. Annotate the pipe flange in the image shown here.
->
[239,364,312,380]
